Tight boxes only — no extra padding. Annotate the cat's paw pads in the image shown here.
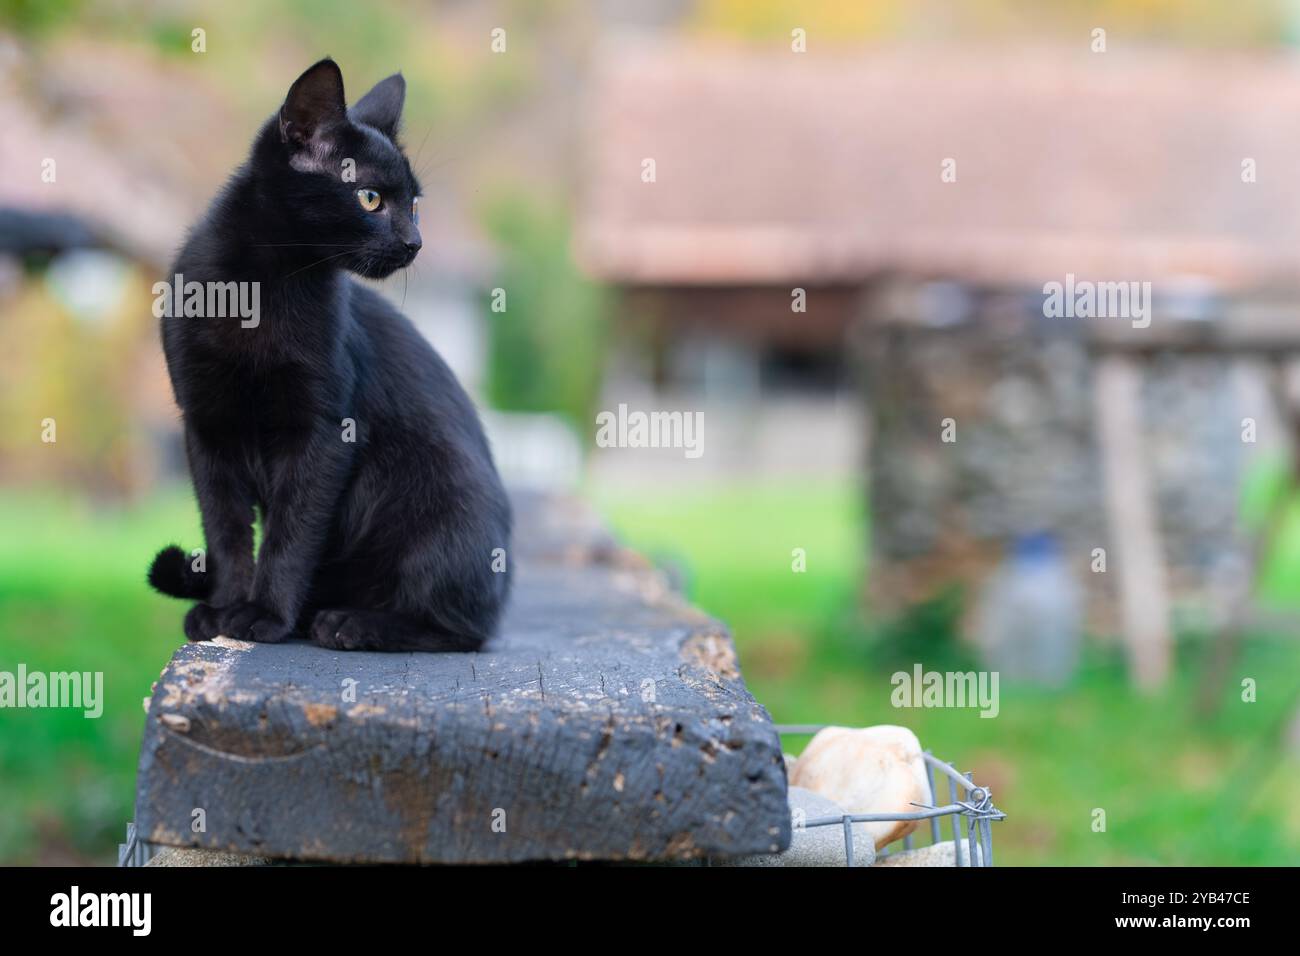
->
[309,609,376,651]
[218,602,292,644]
[183,602,223,642]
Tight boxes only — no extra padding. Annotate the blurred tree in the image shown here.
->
[0,271,155,497]
[691,0,898,42]
[0,0,83,35]
[479,192,606,436]
[690,0,1288,47]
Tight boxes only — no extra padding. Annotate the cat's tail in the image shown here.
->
[147,545,212,600]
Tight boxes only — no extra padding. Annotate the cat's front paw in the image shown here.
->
[310,609,377,651]
[183,602,223,642]
[183,602,290,643]
[216,601,293,644]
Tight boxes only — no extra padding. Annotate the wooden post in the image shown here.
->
[1094,355,1172,689]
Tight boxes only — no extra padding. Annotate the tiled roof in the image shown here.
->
[0,39,237,268]
[577,41,1300,288]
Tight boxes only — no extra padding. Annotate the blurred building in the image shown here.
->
[0,38,214,494]
[577,40,1300,646]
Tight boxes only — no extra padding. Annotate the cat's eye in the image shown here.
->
[356,189,382,212]
[412,196,420,225]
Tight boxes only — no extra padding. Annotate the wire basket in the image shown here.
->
[118,822,157,867]
[773,724,1007,867]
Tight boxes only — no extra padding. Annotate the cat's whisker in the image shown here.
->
[413,150,462,179]
[410,120,436,169]
[281,248,359,280]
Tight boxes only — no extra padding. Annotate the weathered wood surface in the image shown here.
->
[134,494,790,863]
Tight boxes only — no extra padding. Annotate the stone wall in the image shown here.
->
[856,281,1274,632]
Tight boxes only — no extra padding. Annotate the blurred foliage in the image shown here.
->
[1242,452,1300,603]
[0,0,83,35]
[867,586,975,673]
[4,1,534,149]
[0,270,158,495]
[690,0,1291,46]
[480,192,607,433]
[0,489,200,863]
[690,0,902,42]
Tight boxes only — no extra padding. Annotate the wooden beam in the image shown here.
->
[1094,355,1173,689]
[133,495,790,864]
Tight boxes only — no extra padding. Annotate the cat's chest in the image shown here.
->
[180,353,334,436]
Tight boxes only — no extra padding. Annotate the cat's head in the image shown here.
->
[269,58,422,279]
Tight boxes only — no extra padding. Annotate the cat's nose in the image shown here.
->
[403,234,422,255]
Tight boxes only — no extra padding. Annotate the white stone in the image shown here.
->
[719,786,876,866]
[873,839,983,867]
[789,725,931,850]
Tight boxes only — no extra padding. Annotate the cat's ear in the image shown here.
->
[279,58,347,148]
[350,73,405,140]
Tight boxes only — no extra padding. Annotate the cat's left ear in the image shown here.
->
[350,73,405,140]
[280,58,348,148]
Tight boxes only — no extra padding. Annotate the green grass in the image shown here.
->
[0,489,199,863]
[591,479,865,649]
[2,481,1298,864]
[595,478,1300,866]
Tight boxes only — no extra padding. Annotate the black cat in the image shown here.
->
[147,58,511,652]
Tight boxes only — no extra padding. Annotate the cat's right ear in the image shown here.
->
[279,58,347,149]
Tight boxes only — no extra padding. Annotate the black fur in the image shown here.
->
[149,58,512,652]
[147,544,212,600]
